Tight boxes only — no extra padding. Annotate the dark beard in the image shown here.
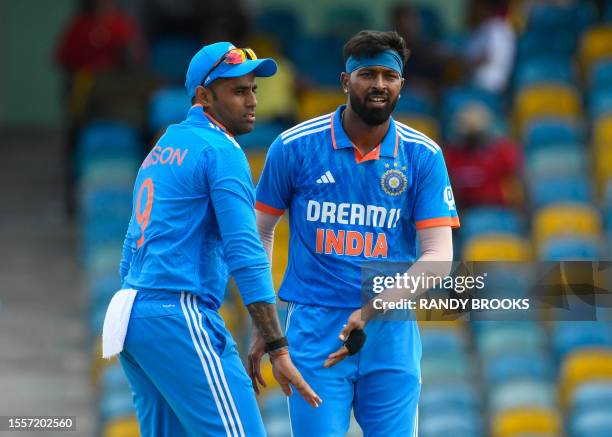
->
[349,91,399,126]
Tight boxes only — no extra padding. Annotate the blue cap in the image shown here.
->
[185,42,277,99]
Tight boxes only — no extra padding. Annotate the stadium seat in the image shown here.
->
[421,352,472,381]
[78,158,138,193]
[80,188,132,221]
[394,115,440,142]
[237,122,284,149]
[593,115,612,145]
[442,86,501,134]
[462,234,531,261]
[516,30,575,61]
[589,88,612,120]
[292,36,345,87]
[570,380,612,417]
[571,409,612,437]
[595,146,612,192]
[514,85,581,133]
[513,56,574,90]
[245,148,268,183]
[100,390,135,422]
[420,410,484,437]
[460,207,524,242]
[420,328,468,356]
[151,37,200,83]
[148,87,191,133]
[539,236,603,260]
[579,26,612,78]
[529,175,593,209]
[525,147,587,180]
[76,121,142,164]
[102,364,132,393]
[395,88,435,116]
[484,352,555,385]
[525,3,574,32]
[492,408,562,437]
[256,8,300,53]
[553,322,612,359]
[297,89,345,121]
[560,348,612,406]
[102,416,139,437]
[475,321,546,358]
[532,203,601,248]
[489,379,556,414]
[589,59,612,91]
[419,381,479,416]
[323,7,369,38]
[522,118,582,152]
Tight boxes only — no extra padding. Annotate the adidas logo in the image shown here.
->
[316,171,336,184]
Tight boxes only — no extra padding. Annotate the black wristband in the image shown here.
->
[265,336,289,353]
[344,329,366,355]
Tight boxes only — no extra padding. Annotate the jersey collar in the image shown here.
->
[330,105,399,160]
[186,104,233,137]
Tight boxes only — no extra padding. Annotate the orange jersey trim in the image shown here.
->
[255,201,285,216]
[354,145,381,163]
[415,216,461,230]
[204,112,233,137]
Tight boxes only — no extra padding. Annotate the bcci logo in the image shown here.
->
[381,169,407,196]
[444,186,456,210]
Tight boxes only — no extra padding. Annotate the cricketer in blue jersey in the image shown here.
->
[104,42,321,437]
[250,31,459,436]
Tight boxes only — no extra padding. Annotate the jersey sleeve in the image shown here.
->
[255,135,293,216]
[413,149,460,230]
[202,143,276,305]
[119,216,135,287]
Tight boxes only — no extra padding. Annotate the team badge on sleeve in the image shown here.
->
[444,186,456,210]
[381,169,407,196]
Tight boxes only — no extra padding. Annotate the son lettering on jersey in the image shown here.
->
[307,200,398,258]
[141,146,188,169]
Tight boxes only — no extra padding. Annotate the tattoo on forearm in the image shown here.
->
[247,302,284,343]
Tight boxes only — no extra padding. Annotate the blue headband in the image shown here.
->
[346,50,403,75]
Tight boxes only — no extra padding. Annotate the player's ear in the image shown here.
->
[340,72,350,95]
[195,85,212,109]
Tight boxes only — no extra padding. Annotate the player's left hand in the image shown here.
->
[247,327,267,395]
[323,309,366,368]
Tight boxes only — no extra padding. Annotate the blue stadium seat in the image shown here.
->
[262,391,289,417]
[475,322,546,359]
[590,88,612,120]
[514,56,574,90]
[571,409,612,437]
[590,59,612,90]
[419,381,479,416]
[151,37,200,83]
[517,31,575,61]
[256,8,300,53]
[489,379,556,414]
[420,328,467,356]
[523,118,582,152]
[526,146,588,179]
[442,87,502,130]
[419,410,483,437]
[526,4,574,32]
[76,122,142,165]
[571,380,612,417]
[529,175,593,209]
[83,218,126,254]
[395,88,435,116]
[421,352,472,381]
[100,391,135,422]
[291,36,345,86]
[237,122,285,149]
[460,207,524,241]
[149,87,191,133]
[102,364,132,393]
[80,188,132,220]
[78,158,139,192]
[552,322,612,359]
[416,5,443,41]
[540,236,603,261]
[484,351,555,385]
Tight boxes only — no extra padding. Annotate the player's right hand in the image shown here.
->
[269,349,322,408]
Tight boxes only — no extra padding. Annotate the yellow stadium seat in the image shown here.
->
[533,203,602,248]
[560,348,612,406]
[271,218,289,288]
[593,115,612,145]
[514,85,581,133]
[103,416,140,437]
[394,115,441,143]
[245,149,268,183]
[462,234,531,261]
[579,26,612,77]
[92,336,117,387]
[492,408,562,437]
[219,303,242,338]
[297,89,345,121]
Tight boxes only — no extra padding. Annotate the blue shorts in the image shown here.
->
[119,291,265,437]
[285,303,422,437]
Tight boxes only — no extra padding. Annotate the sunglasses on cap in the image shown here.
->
[201,48,258,87]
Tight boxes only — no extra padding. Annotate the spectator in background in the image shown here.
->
[55,0,147,217]
[392,4,446,97]
[464,0,515,94]
[445,103,523,207]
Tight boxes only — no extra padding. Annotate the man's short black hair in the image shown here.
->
[343,30,409,65]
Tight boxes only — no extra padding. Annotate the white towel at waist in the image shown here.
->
[102,289,138,359]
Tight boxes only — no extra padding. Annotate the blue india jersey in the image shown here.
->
[256,105,459,309]
[120,105,276,309]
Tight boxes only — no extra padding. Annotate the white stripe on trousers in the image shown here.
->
[189,295,246,437]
